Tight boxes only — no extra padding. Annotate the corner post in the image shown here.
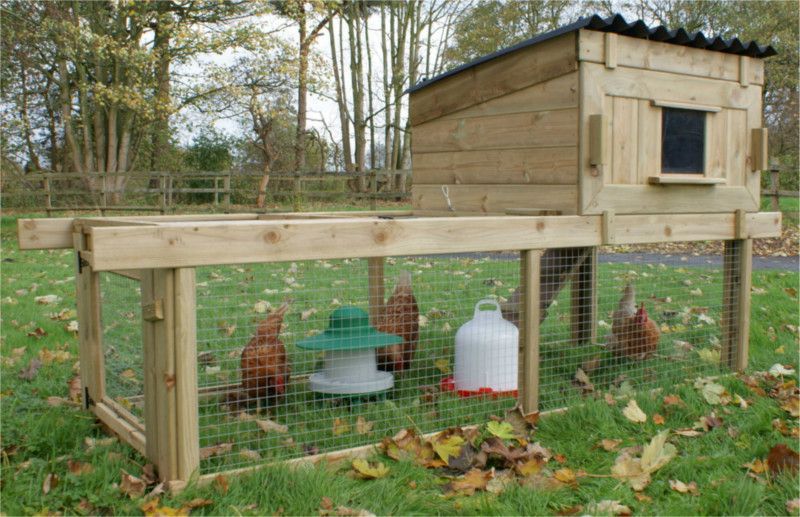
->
[722,235,753,371]
[174,268,200,482]
[73,229,106,407]
[519,249,543,415]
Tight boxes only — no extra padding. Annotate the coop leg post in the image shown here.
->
[519,249,542,415]
[142,269,178,482]
[367,257,385,324]
[570,247,597,345]
[174,268,200,483]
[73,231,106,408]
[722,239,752,371]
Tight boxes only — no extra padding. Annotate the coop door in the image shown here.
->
[579,63,763,215]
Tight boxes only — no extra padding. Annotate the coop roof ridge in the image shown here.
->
[407,13,777,94]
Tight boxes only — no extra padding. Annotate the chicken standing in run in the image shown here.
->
[375,271,420,372]
[607,283,660,360]
[225,303,291,409]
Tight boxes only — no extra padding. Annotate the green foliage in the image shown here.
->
[185,130,235,172]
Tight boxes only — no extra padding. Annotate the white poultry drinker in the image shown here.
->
[454,299,519,396]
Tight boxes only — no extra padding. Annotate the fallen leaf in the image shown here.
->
[487,421,516,440]
[333,418,350,436]
[785,287,798,298]
[434,358,450,374]
[214,474,229,494]
[68,375,82,402]
[554,468,577,485]
[653,413,665,425]
[698,381,730,405]
[120,469,146,498]
[581,356,602,373]
[19,358,42,381]
[781,396,800,418]
[35,294,61,305]
[42,473,58,495]
[256,418,288,434]
[431,430,464,463]
[674,428,703,437]
[444,468,493,496]
[669,479,699,495]
[67,459,93,475]
[46,396,77,407]
[634,493,652,503]
[585,500,632,516]
[622,399,647,423]
[743,458,768,474]
[612,431,676,491]
[769,364,796,377]
[50,308,75,321]
[199,443,233,460]
[239,449,261,461]
[66,320,79,335]
[599,439,623,452]
[356,416,374,435]
[181,498,214,511]
[573,368,595,394]
[26,327,47,339]
[351,458,389,479]
[767,444,799,475]
[253,300,271,313]
[300,308,318,320]
[786,498,800,514]
[84,436,116,451]
[504,406,538,437]
[697,348,721,364]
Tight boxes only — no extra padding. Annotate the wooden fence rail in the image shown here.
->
[763,165,799,211]
[14,170,411,216]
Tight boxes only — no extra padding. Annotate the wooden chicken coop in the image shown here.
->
[17,14,781,490]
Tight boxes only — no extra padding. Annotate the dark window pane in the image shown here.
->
[661,108,705,174]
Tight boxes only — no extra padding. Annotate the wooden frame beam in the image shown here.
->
[71,212,782,271]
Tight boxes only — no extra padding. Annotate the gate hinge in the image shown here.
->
[83,386,95,409]
[77,252,90,274]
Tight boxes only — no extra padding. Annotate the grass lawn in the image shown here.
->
[1,212,798,516]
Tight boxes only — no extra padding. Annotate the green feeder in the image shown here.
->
[297,306,402,396]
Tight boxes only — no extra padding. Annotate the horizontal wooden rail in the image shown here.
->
[30,211,781,271]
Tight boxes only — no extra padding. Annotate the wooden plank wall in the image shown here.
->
[410,33,580,214]
[578,29,764,215]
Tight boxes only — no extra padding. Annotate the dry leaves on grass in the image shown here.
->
[351,458,389,479]
[669,479,699,495]
[611,431,677,491]
[18,358,42,381]
[199,443,233,460]
[584,500,632,516]
[120,469,147,498]
[598,439,623,452]
[443,468,493,497]
[356,416,374,435]
[767,444,799,476]
[622,399,647,423]
[256,418,288,434]
[42,473,58,495]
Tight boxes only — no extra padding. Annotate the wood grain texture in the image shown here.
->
[722,239,752,371]
[174,268,199,481]
[410,33,577,125]
[412,108,578,153]
[74,232,106,406]
[437,71,579,120]
[412,148,578,185]
[519,249,542,415]
[413,184,578,214]
[82,212,781,271]
[578,29,764,85]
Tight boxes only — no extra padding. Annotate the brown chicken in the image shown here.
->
[608,283,659,360]
[375,271,419,372]
[226,303,290,408]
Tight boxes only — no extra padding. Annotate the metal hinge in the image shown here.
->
[83,386,95,409]
[77,252,89,274]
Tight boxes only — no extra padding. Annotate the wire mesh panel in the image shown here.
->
[194,254,521,474]
[100,272,144,416]
[537,248,732,411]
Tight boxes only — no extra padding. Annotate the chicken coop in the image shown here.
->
[17,14,781,490]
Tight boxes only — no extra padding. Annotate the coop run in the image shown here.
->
[18,210,780,487]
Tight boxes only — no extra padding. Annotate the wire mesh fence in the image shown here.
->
[90,242,739,476]
[100,272,144,417]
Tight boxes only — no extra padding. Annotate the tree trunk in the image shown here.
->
[364,11,376,171]
[151,7,171,184]
[347,4,366,191]
[295,7,308,174]
[19,63,41,171]
[257,161,271,208]
[329,18,352,173]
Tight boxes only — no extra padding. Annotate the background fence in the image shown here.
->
[0,170,412,215]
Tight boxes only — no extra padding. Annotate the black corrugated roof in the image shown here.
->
[408,13,777,93]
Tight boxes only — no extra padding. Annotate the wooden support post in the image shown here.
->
[73,231,106,407]
[721,239,752,371]
[604,33,617,69]
[769,168,780,211]
[43,177,53,217]
[519,249,542,415]
[142,267,200,482]
[370,171,379,211]
[570,247,597,345]
[214,177,219,205]
[101,173,108,216]
[159,174,167,215]
[223,173,231,211]
[174,268,199,481]
[367,257,385,325]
